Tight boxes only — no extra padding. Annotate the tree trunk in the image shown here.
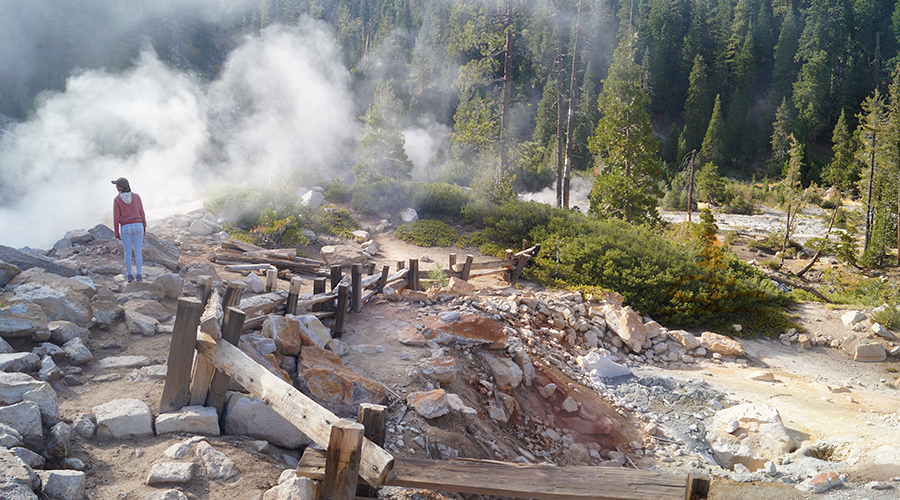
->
[555,8,565,208]
[687,150,696,223]
[562,1,582,209]
[499,0,513,179]
[865,129,876,252]
[797,193,840,278]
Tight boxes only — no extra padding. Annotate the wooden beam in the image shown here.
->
[409,259,419,291]
[196,275,213,305]
[205,307,246,416]
[452,259,517,272]
[324,420,365,500]
[193,331,394,487]
[331,265,342,291]
[160,297,203,413]
[295,450,704,500]
[448,253,456,270]
[222,281,245,309]
[510,253,529,282]
[377,265,390,292]
[460,255,474,281]
[265,267,278,293]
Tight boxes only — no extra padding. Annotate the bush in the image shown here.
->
[323,177,352,203]
[415,183,470,218]
[395,219,458,247]
[205,184,300,228]
[350,178,423,215]
[872,303,900,330]
[310,207,360,238]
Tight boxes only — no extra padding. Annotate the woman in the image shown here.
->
[112,177,147,282]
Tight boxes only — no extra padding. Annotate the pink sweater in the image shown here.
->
[113,192,146,238]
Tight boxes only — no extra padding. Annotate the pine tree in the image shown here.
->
[682,54,711,155]
[827,109,861,192]
[699,94,725,167]
[354,80,414,182]
[771,5,800,103]
[793,50,831,142]
[771,97,796,166]
[588,32,662,224]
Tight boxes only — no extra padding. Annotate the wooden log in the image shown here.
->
[160,297,203,413]
[205,307,246,415]
[351,264,363,313]
[331,265,342,291]
[224,264,272,272]
[221,239,266,253]
[222,281,246,309]
[377,265,390,292]
[514,244,540,258]
[324,420,365,500]
[460,255,474,281]
[265,267,278,293]
[334,283,349,336]
[452,259,517,272]
[367,262,376,275]
[196,275,213,304]
[510,253,529,282]
[193,331,394,487]
[361,290,378,305]
[468,267,516,279]
[296,291,339,310]
[286,277,303,315]
[504,249,513,260]
[397,260,405,270]
[409,259,419,291]
[295,449,705,500]
[448,253,456,269]
[313,278,327,312]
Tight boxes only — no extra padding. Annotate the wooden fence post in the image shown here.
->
[356,404,388,498]
[160,297,203,413]
[448,253,457,271]
[368,262,376,275]
[377,265,390,292]
[409,259,419,291]
[286,277,302,315]
[222,281,245,309]
[510,254,529,282]
[313,278,326,312]
[265,267,278,293]
[205,307,247,416]
[397,260,405,270]
[189,289,223,406]
[330,265,342,291]
[461,255,474,281]
[351,264,363,313]
[334,283,349,336]
[196,275,212,304]
[324,420,365,500]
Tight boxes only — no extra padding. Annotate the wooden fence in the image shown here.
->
[158,242,709,499]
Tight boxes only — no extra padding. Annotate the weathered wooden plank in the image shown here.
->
[189,290,222,406]
[224,264,272,272]
[360,290,377,305]
[452,259,517,272]
[510,253,529,282]
[295,450,701,500]
[409,259,419,291]
[205,307,246,415]
[514,244,539,257]
[296,291,338,309]
[324,420,365,500]
[467,267,515,279]
[265,267,278,293]
[194,331,394,486]
[460,255,473,281]
[351,264,363,313]
[160,297,203,413]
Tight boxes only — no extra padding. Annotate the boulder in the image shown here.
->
[700,331,744,356]
[0,422,23,448]
[261,316,303,356]
[320,245,368,267]
[298,346,387,417]
[147,462,194,486]
[0,336,12,354]
[14,283,92,328]
[93,398,153,440]
[407,389,449,419]
[419,357,457,385]
[483,353,523,390]
[189,219,217,236]
[37,469,85,500]
[263,476,321,500]
[854,342,886,362]
[44,422,72,462]
[294,315,332,349]
[243,273,265,294]
[223,393,311,449]
[512,348,536,387]
[0,300,49,339]
[871,323,898,341]
[420,314,507,346]
[123,300,171,322]
[155,406,220,436]
[195,440,239,481]
[796,472,843,494]
[351,230,369,241]
[140,489,189,500]
[602,304,647,353]
[0,353,41,373]
[400,208,418,223]
[88,224,116,240]
[841,310,866,326]
[142,233,179,271]
[47,321,88,345]
[122,281,166,301]
[95,356,152,370]
[709,404,797,470]
[300,190,324,208]
[667,330,701,350]
[125,310,159,336]
[90,298,123,326]
[62,338,92,366]
[154,274,185,299]
[576,350,632,379]
[23,382,60,426]
[0,244,77,277]
[38,356,61,382]
[11,447,43,470]
[0,447,40,492]
[0,261,22,287]
[0,401,43,450]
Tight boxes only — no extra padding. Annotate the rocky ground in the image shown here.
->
[0,201,899,500]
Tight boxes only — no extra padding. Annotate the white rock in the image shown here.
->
[841,310,866,326]
[872,322,898,341]
[147,462,194,485]
[576,350,632,379]
[0,401,42,450]
[195,440,239,481]
[93,398,153,440]
[96,356,152,370]
[263,476,321,500]
[224,393,311,448]
[400,208,418,223]
[37,469,85,500]
[243,273,266,294]
[155,406,220,436]
[62,337,92,366]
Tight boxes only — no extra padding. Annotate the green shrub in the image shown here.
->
[415,183,470,218]
[350,178,423,215]
[872,303,900,330]
[323,178,352,203]
[395,219,458,247]
[205,184,300,228]
[310,207,360,238]
[427,264,450,288]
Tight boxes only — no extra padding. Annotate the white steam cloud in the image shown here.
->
[0,21,356,249]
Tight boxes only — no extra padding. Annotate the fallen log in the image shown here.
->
[194,331,394,487]
[763,271,831,303]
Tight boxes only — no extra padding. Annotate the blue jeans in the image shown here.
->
[121,223,144,277]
